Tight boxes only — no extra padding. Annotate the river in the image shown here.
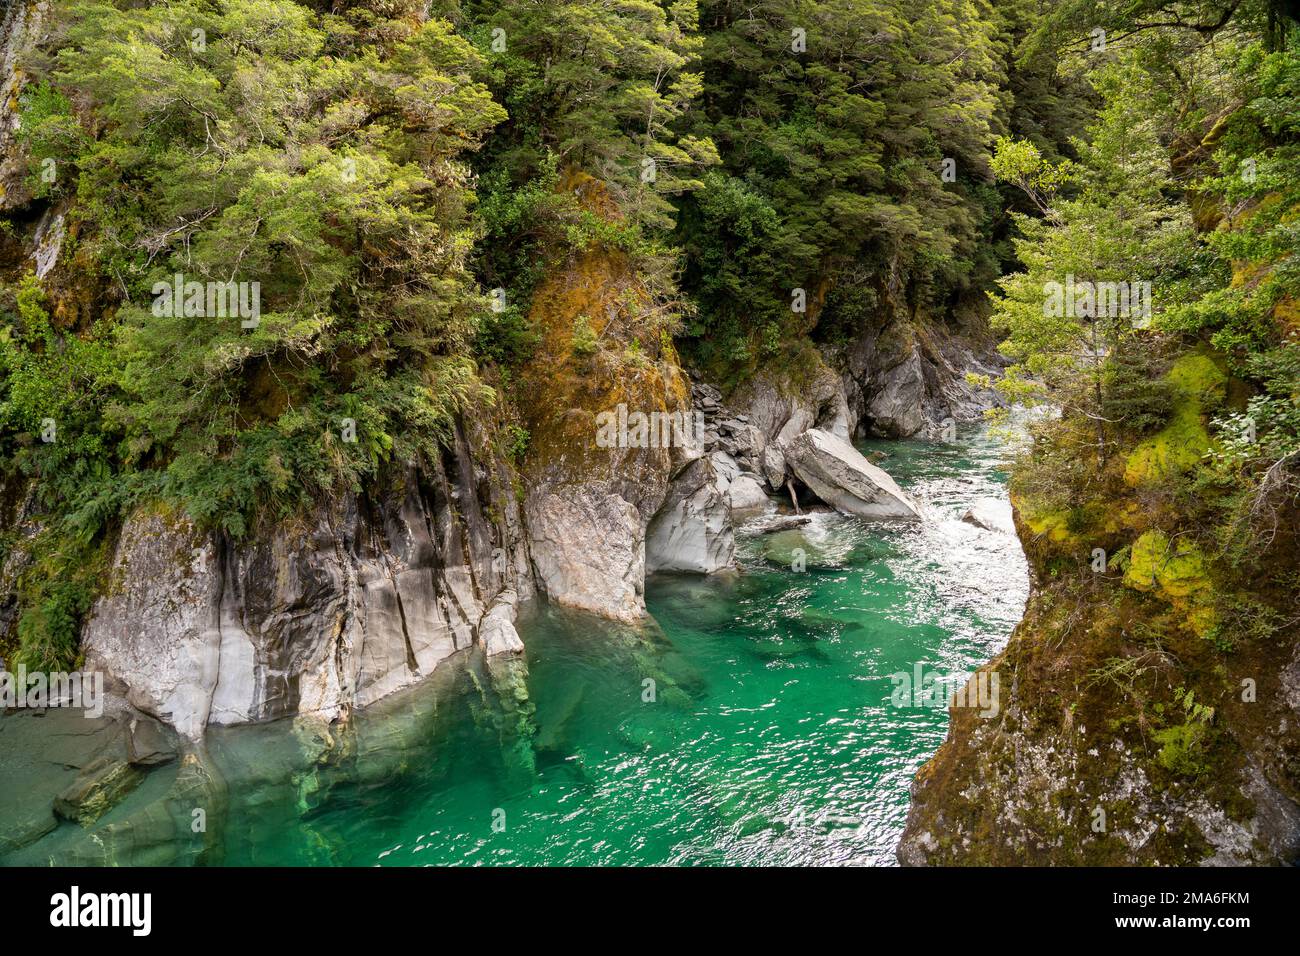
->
[0,427,1027,866]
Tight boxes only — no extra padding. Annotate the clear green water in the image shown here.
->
[2,428,1026,866]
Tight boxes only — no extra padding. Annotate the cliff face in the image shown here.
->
[516,173,704,622]
[81,422,532,739]
[826,283,1007,441]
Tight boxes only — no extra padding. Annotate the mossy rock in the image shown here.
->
[1165,352,1227,403]
[1274,296,1300,337]
[1124,353,1226,486]
[1123,530,1215,635]
[1100,500,1143,535]
[1017,503,1077,544]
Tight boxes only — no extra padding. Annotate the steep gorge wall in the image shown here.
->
[81,423,533,739]
[515,173,703,622]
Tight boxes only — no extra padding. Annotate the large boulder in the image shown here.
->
[729,358,854,449]
[783,429,921,520]
[761,443,787,492]
[645,457,735,574]
[727,473,771,514]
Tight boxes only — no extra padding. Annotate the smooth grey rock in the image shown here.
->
[522,381,693,621]
[646,457,735,574]
[480,590,525,657]
[81,511,222,740]
[728,473,771,514]
[709,450,741,489]
[730,362,853,448]
[127,715,177,767]
[784,429,921,520]
[528,488,646,621]
[832,307,1006,440]
[865,349,927,438]
[761,444,786,491]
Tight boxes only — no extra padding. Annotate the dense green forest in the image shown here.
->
[0,0,1297,706]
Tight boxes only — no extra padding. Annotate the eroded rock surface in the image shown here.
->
[831,297,1005,439]
[83,425,531,739]
[646,457,734,574]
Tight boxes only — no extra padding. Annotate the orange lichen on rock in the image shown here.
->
[517,172,690,484]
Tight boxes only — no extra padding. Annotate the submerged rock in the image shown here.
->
[0,808,56,856]
[745,514,812,535]
[760,529,835,570]
[54,756,145,827]
[783,429,921,520]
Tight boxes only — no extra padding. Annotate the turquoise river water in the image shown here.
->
[1,428,1027,866]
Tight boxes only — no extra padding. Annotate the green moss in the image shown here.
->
[571,314,598,356]
[1018,502,1078,543]
[14,529,113,671]
[1124,353,1227,486]
[1123,530,1215,635]
[1153,722,1211,776]
[1165,353,1227,403]
[1123,530,1205,598]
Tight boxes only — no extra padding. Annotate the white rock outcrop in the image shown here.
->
[527,487,647,621]
[82,436,533,738]
[727,473,771,514]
